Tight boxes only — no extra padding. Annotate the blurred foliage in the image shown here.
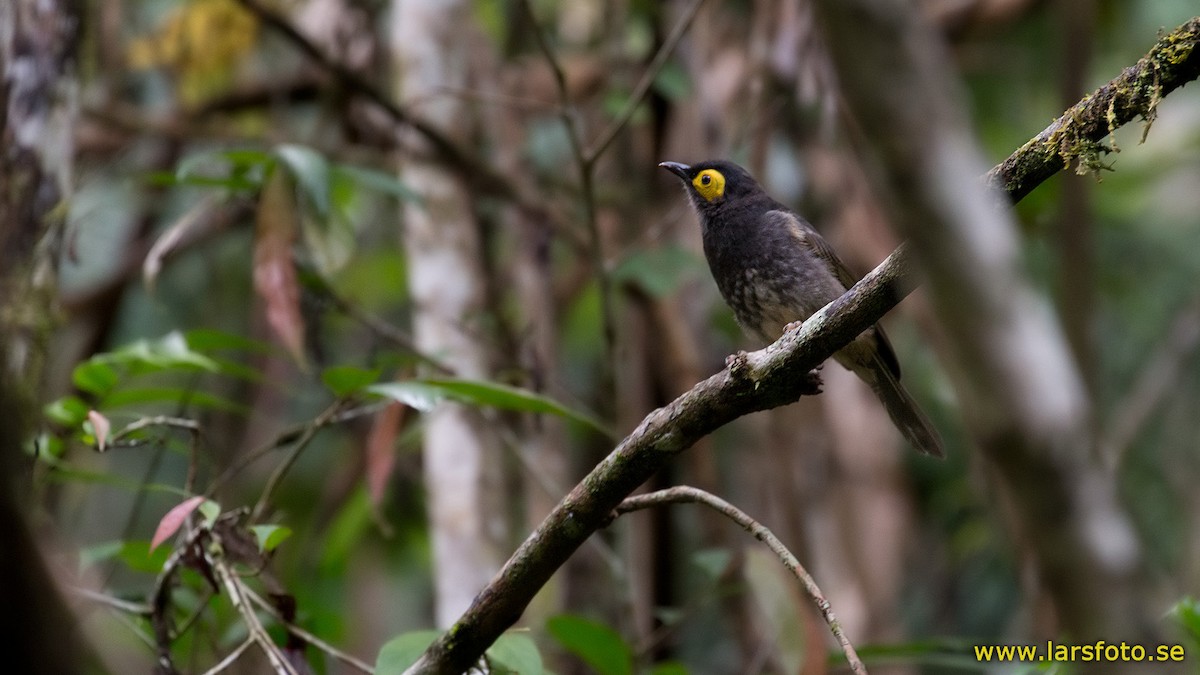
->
[128,0,259,103]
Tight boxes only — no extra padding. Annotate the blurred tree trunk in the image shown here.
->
[812,0,1153,657]
[1,0,77,390]
[389,0,508,628]
[0,1,99,672]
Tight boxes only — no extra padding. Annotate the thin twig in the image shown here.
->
[71,586,153,615]
[200,638,255,675]
[583,0,708,163]
[150,524,211,672]
[322,285,455,374]
[520,0,618,392]
[207,540,300,675]
[521,0,709,413]
[173,587,216,642]
[243,586,375,674]
[207,401,383,497]
[615,486,868,675]
[111,416,201,442]
[252,401,346,520]
[107,607,160,652]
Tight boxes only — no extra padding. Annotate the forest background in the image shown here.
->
[3,0,1200,673]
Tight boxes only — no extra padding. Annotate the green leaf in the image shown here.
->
[176,148,270,180]
[333,164,422,204]
[423,378,611,437]
[546,614,632,675]
[26,433,65,461]
[275,144,331,218]
[1171,597,1200,640]
[368,381,447,412]
[174,148,272,190]
[487,632,543,674]
[73,360,119,396]
[205,355,264,383]
[370,379,613,437]
[184,328,271,354]
[328,249,407,312]
[649,662,689,675]
[118,539,173,574]
[42,465,190,497]
[376,630,442,675]
[319,487,373,574]
[103,387,248,414]
[322,366,382,397]
[250,524,293,552]
[79,540,125,570]
[44,395,90,427]
[197,499,221,526]
[108,331,221,372]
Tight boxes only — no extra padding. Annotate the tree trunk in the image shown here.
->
[0,1,98,672]
[389,0,507,628]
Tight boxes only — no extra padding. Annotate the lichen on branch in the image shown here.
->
[986,16,1200,202]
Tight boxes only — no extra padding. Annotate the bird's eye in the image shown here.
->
[691,168,725,201]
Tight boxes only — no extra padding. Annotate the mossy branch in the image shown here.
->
[987,16,1200,202]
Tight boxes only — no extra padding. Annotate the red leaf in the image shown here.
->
[254,168,306,366]
[366,401,407,507]
[88,410,110,451]
[151,496,206,552]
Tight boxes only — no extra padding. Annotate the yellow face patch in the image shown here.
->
[692,168,726,202]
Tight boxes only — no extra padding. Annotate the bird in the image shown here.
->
[660,159,943,457]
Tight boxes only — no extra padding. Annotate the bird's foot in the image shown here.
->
[725,350,750,379]
[783,320,805,335]
[801,367,823,396]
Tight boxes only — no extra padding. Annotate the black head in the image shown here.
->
[658,160,766,215]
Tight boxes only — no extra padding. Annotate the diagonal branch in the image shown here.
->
[986,16,1200,202]
[403,246,916,675]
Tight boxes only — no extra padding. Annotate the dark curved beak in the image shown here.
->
[658,161,691,181]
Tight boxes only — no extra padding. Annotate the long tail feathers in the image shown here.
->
[866,355,945,458]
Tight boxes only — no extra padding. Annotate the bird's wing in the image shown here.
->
[767,208,901,378]
[766,209,860,290]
